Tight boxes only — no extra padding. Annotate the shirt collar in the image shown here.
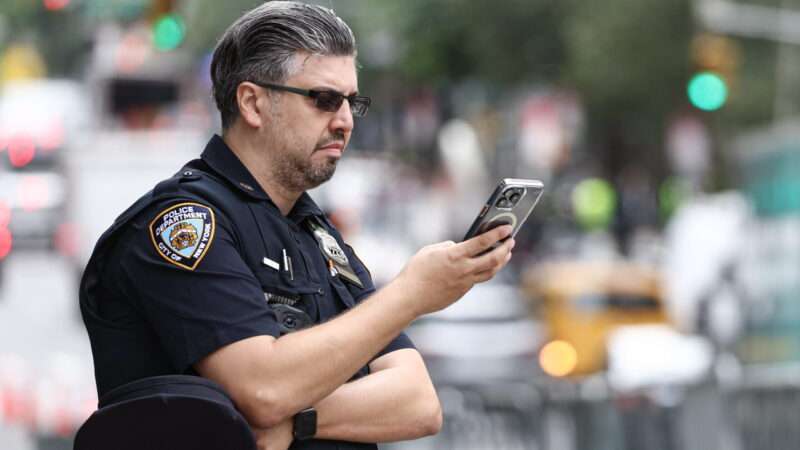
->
[200,134,270,202]
[201,134,326,221]
[289,192,325,223]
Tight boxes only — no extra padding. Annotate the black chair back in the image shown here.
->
[74,375,256,450]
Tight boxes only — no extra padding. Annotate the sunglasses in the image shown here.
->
[251,81,371,117]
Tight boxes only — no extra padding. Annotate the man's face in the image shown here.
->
[262,53,358,192]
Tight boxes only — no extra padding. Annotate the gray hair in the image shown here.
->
[210,1,357,129]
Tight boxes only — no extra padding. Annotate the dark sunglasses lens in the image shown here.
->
[314,92,344,112]
[350,96,371,117]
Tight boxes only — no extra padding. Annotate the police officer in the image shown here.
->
[80,2,514,449]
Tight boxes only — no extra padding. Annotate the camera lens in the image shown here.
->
[509,193,521,204]
[496,198,511,208]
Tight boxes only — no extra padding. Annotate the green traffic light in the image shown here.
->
[687,71,728,111]
[153,14,185,51]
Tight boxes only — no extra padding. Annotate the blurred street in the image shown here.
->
[0,250,95,450]
[0,250,86,356]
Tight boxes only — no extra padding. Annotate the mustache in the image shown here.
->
[315,133,346,150]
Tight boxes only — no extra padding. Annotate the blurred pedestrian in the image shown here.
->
[79,2,514,449]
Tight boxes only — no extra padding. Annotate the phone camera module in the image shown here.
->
[499,188,524,208]
[496,197,512,208]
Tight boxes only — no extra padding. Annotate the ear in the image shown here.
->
[236,82,267,129]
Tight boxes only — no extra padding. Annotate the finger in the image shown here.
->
[472,251,512,283]
[456,225,513,258]
[472,268,494,283]
[469,238,514,273]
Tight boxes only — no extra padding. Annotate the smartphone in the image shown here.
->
[463,178,544,250]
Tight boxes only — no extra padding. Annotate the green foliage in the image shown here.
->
[183,0,262,52]
[394,0,566,84]
[558,0,693,175]
[562,0,692,119]
[0,0,90,77]
[719,37,777,129]
[0,0,40,36]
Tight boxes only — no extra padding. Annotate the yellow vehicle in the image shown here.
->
[522,261,670,377]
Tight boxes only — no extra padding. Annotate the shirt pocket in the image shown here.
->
[252,266,322,299]
[253,267,323,334]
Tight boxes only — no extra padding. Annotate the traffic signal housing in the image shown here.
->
[687,34,740,111]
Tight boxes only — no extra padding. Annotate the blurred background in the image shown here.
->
[1,0,800,448]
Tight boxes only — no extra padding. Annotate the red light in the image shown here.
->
[0,227,12,260]
[0,202,9,228]
[8,136,36,168]
[43,0,70,11]
[18,176,48,212]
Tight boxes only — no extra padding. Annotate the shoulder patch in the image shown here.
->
[149,202,216,270]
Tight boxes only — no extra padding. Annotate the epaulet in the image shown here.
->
[153,167,204,198]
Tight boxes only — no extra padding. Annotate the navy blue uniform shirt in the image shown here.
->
[80,135,415,449]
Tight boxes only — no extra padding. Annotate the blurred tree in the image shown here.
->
[0,1,38,27]
[561,0,693,179]
[0,0,91,78]
[183,0,262,52]
[392,0,566,85]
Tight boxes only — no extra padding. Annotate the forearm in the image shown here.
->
[314,350,442,443]
[211,279,420,426]
[272,281,416,405]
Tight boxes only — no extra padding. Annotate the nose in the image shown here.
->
[329,99,354,136]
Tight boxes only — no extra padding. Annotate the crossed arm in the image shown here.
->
[252,348,441,448]
[314,348,441,442]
